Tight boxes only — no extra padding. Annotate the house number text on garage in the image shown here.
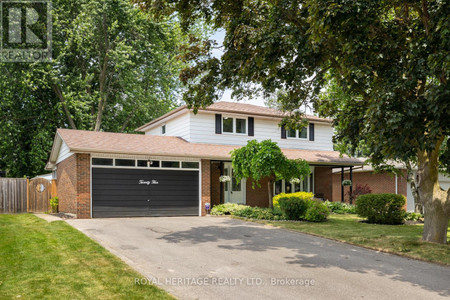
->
[139,180,159,185]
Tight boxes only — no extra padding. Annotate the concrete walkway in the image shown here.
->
[66,217,450,300]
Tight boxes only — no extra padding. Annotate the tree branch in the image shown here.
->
[51,84,77,129]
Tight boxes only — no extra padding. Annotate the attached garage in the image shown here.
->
[92,159,200,218]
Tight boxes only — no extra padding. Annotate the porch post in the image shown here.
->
[349,166,353,204]
[341,167,344,203]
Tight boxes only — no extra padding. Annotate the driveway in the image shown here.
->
[67,217,450,300]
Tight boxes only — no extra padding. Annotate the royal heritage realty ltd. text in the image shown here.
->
[135,277,315,287]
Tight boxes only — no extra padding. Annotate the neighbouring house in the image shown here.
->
[46,102,364,218]
[333,165,450,212]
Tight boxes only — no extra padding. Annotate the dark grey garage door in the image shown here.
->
[92,168,199,218]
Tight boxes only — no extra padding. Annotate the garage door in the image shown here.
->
[92,168,199,218]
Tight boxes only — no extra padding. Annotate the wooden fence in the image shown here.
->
[0,178,27,213]
[0,178,57,214]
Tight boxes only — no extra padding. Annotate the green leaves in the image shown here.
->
[231,140,310,187]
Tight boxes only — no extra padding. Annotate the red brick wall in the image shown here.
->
[201,159,211,216]
[56,154,77,214]
[76,154,91,218]
[332,170,407,203]
[314,167,333,201]
[56,153,91,218]
[211,162,221,207]
[246,178,270,207]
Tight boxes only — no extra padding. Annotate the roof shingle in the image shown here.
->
[55,129,363,165]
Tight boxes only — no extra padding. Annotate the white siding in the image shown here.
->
[56,140,74,164]
[189,112,334,151]
[406,172,450,212]
[144,113,190,140]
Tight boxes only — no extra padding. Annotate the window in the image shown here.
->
[161,125,166,135]
[287,128,296,138]
[115,159,135,167]
[236,118,246,134]
[222,116,247,134]
[161,161,180,168]
[137,160,148,167]
[92,158,113,166]
[223,117,233,133]
[299,127,308,139]
[273,177,312,196]
[149,160,160,168]
[182,162,200,169]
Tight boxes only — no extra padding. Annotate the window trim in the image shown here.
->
[285,126,309,140]
[222,116,248,135]
[91,157,200,171]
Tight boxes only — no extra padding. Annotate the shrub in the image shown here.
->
[404,212,423,221]
[304,200,330,222]
[356,194,406,225]
[324,201,356,214]
[347,184,372,204]
[210,203,247,215]
[233,207,286,220]
[273,192,314,209]
[49,197,59,213]
[278,195,314,220]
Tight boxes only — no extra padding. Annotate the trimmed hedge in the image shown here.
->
[355,193,406,225]
[273,192,314,209]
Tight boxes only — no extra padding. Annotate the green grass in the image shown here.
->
[237,214,450,265]
[0,214,174,300]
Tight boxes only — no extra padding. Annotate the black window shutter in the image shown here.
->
[215,114,222,134]
[309,123,315,141]
[281,125,287,139]
[248,117,254,136]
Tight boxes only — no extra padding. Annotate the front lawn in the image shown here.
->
[238,214,450,265]
[0,214,173,299]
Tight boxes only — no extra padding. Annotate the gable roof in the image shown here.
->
[136,101,332,132]
[46,129,363,169]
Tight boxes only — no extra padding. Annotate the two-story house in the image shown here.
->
[46,102,363,218]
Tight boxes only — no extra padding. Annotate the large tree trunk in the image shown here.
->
[416,140,450,244]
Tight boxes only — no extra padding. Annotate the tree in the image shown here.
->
[137,0,450,244]
[0,0,199,177]
[231,140,310,208]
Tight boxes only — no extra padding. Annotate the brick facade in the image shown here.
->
[56,153,91,218]
[332,170,407,203]
[56,154,77,214]
[76,154,91,218]
[314,167,333,201]
[210,162,222,207]
[201,159,211,216]
[246,178,270,207]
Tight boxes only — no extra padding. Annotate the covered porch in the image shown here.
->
[208,161,363,208]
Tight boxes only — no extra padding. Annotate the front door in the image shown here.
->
[223,162,246,204]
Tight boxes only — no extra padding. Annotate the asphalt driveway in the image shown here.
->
[67,217,450,300]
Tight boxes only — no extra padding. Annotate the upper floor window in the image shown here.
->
[286,126,308,139]
[222,116,247,134]
[161,125,166,135]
